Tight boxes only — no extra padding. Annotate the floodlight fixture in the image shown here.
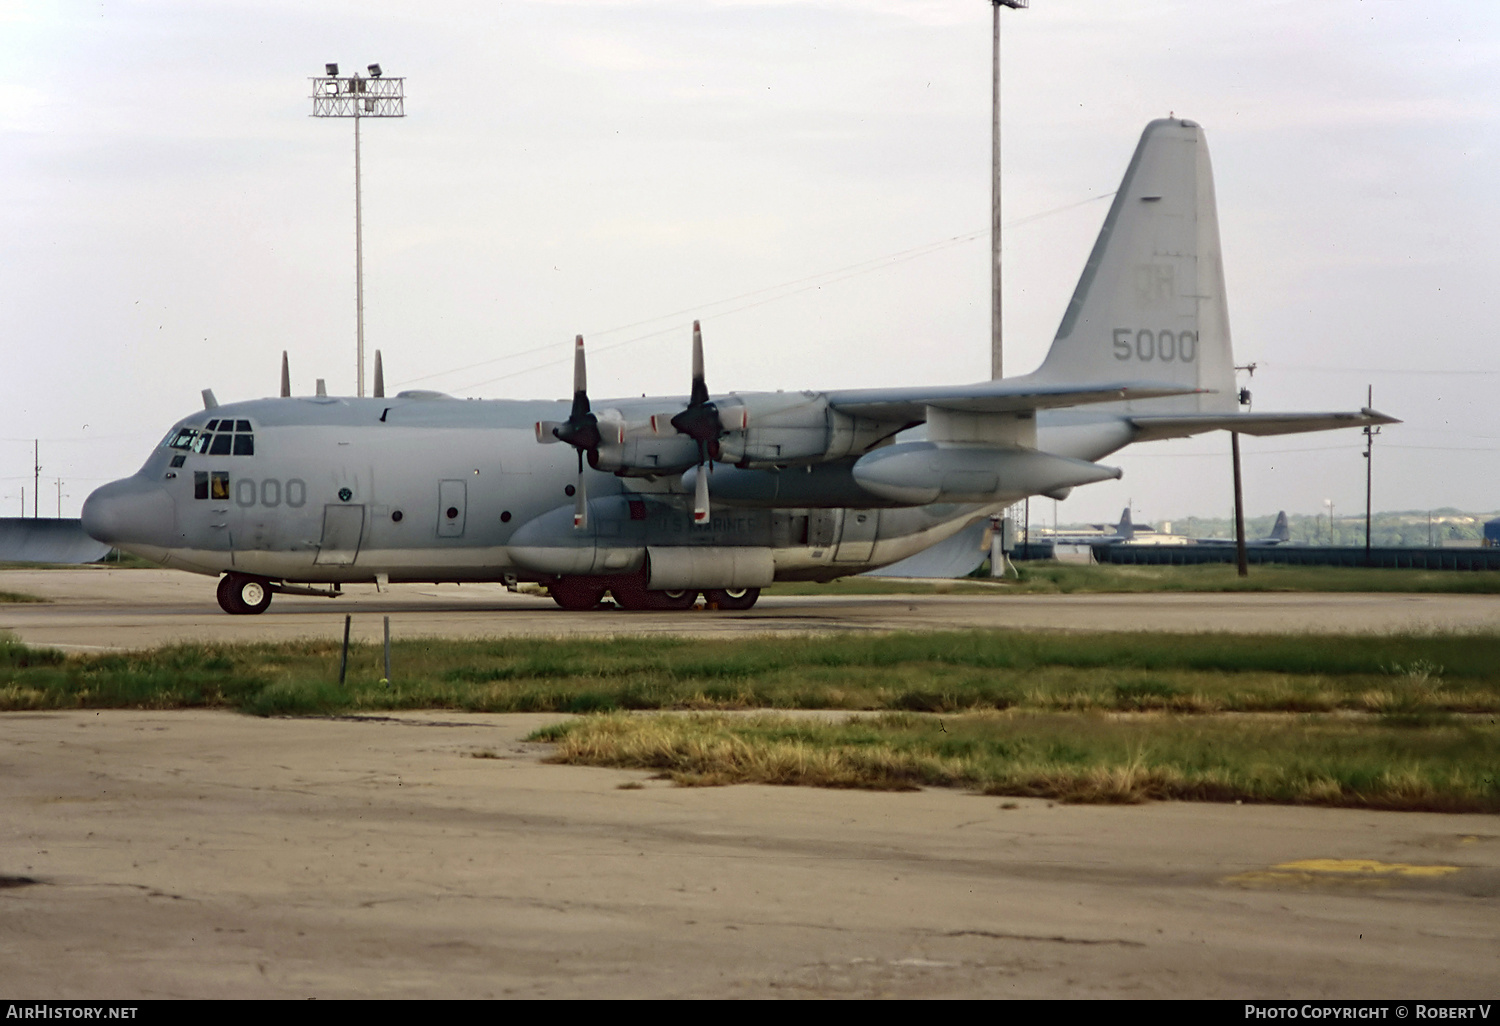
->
[310,63,406,398]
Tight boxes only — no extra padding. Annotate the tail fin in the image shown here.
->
[1269,510,1290,543]
[1116,506,1134,540]
[1033,119,1237,414]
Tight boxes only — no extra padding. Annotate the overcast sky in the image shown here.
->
[3,0,1497,525]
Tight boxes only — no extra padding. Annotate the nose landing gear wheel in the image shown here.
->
[705,587,760,611]
[217,573,273,615]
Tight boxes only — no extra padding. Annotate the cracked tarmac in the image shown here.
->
[3,709,1497,998]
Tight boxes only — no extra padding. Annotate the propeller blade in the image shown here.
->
[573,463,589,530]
[571,334,588,415]
[692,462,710,525]
[595,410,628,445]
[719,405,748,432]
[280,351,291,398]
[373,350,385,399]
[689,320,708,407]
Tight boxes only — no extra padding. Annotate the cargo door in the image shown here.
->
[833,509,879,563]
[438,479,467,538]
[314,504,366,565]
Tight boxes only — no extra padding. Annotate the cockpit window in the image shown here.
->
[165,421,257,456]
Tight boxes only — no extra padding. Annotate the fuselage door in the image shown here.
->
[833,509,880,563]
[438,479,467,538]
[314,504,365,565]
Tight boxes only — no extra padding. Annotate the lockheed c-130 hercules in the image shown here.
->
[81,118,1396,615]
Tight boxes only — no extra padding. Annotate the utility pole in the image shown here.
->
[990,1,1029,381]
[1231,433,1248,577]
[1229,365,1255,577]
[1363,384,1379,564]
[311,63,405,397]
[33,440,39,519]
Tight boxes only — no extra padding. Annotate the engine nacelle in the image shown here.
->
[579,392,896,476]
[715,392,892,468]
[591,432,700,477]
[851,443,1121,505]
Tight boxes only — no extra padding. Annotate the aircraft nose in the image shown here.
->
[81,475,174,547]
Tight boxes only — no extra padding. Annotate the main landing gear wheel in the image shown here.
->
[217,573,273,615]
[609,576,699,611]
[549,578,607,611]
[705,587,760,611]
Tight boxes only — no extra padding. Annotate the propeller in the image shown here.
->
[536,336,605,529]
[653,321,745,526]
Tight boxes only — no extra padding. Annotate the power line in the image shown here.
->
[396,191,1117,394]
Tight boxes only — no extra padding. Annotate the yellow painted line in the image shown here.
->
[1273,859,1461,877]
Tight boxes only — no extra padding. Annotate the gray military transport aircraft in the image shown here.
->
[81,118,1396,615]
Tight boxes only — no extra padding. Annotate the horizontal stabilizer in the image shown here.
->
[1129,408,1399,443]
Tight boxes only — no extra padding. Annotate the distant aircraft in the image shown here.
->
[82,118,1395,614]
[1044,507,1139,546]
[1190,511,1295,547]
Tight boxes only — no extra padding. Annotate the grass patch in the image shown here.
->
[537,711,1500,813]
[771,563,1500,595]
[0,590,45,603]
[6,627,1494,810]
[2,629,1498,718]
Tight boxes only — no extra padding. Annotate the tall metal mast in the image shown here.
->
[311,63,405,397]
[990,1,1028,380]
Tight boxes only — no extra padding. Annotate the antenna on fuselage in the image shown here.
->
[316,378,327,397]
[202,389,219,410]
[280,352,291,398]
[373,350,385,399]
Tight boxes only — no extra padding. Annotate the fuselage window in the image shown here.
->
[210,472,230,501]
[168,429,198,451]
[194,471,209,500]
[233,434,254,456]
[209,434,233,456]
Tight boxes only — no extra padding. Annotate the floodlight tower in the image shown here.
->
[990,1,1027,380]
[310,63,406,397]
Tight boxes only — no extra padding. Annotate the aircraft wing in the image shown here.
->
[1128,408,1400,443]
[825,378,1199,421]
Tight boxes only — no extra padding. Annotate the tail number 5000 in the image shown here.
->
[1113,328,1197,363]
